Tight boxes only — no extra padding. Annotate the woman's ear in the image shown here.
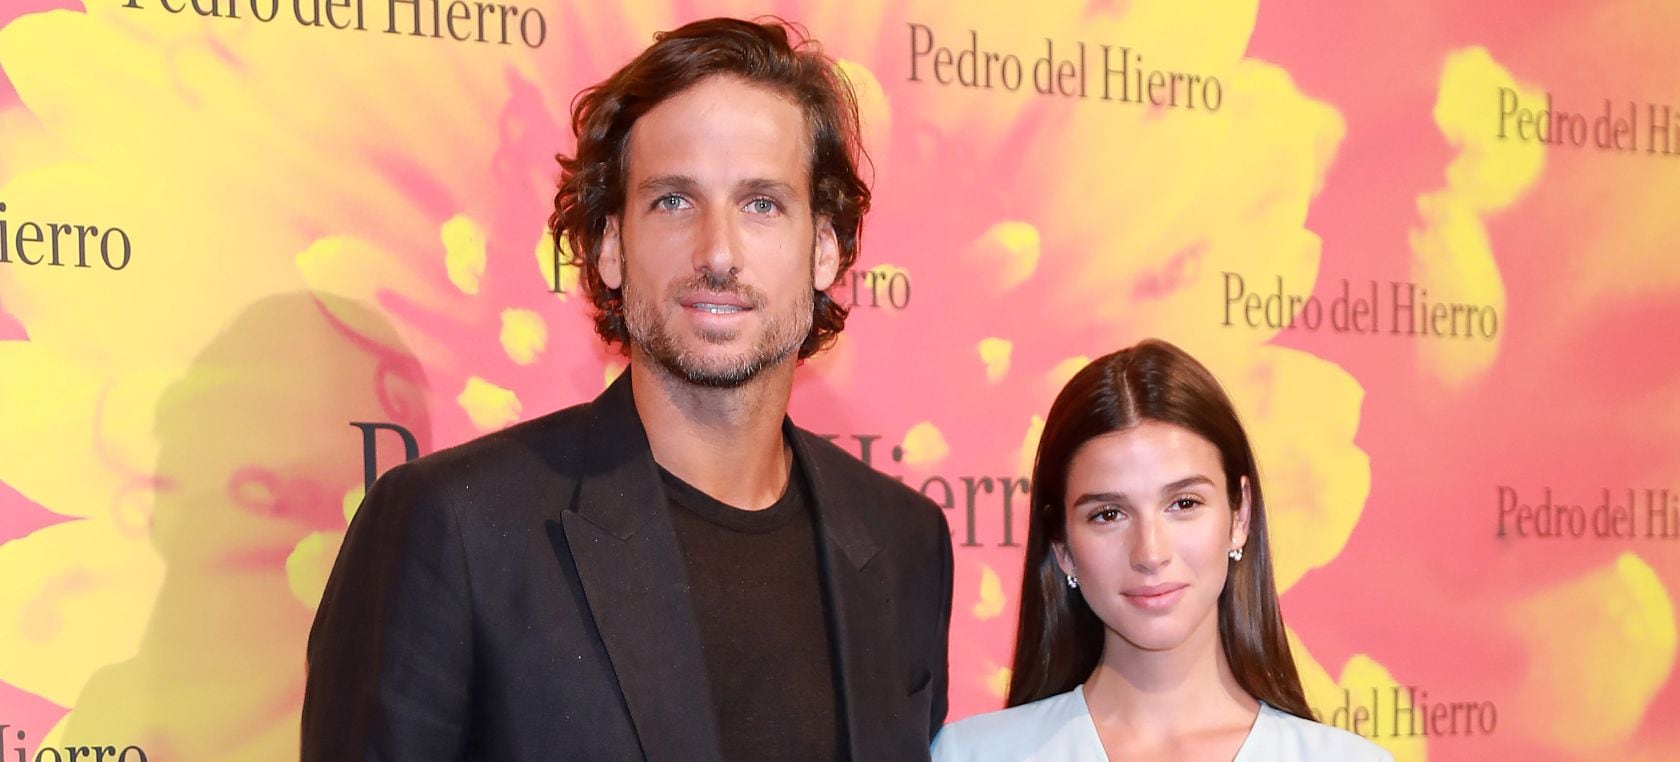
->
[1052,540,1075,579]
[1232,475,1253,552]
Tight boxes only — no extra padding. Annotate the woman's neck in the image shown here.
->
[1081,618,1260,748]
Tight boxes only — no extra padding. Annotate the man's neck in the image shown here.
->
[629,357,796,511]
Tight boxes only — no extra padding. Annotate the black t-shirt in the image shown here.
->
[659,461,844,762]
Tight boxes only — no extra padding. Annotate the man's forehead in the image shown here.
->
[624,76,811,187]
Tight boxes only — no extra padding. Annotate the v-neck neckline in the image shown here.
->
[1073,685,1268,762]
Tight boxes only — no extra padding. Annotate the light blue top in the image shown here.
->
[931,687,1394,762]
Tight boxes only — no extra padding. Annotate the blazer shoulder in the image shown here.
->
[795,427,946,526]
[414,401,594,480]
[373,400,594,508]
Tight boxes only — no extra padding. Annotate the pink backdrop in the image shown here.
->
[1,1,1677,759]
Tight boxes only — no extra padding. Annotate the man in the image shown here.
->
[302,16,953,762]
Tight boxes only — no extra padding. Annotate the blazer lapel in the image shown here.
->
[559,374,721,762]
[790,428,905,760]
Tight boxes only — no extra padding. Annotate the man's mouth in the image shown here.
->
[679,289,755,315]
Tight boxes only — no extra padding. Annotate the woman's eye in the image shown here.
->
[1093,507,1124,523]
[1169,497,1201,511]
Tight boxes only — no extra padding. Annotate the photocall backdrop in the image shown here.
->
[2,0,1677,759]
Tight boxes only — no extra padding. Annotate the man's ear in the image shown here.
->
[812,215,840,291]
[599,216,624,290]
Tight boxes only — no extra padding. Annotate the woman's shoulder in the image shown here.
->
[931,689,1101,762]
[1242,703,1396,762]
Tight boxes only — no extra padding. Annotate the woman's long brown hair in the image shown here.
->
[1005,339,1313,720]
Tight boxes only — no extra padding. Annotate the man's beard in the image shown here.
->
[623,269,813,389]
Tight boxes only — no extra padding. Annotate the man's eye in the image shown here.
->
[655,194,688,211]
[747,197,778,214]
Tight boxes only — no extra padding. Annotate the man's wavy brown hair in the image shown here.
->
[549,16,871,359]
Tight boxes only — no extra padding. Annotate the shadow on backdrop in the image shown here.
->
[58,291,431,760]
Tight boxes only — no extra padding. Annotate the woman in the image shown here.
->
[933,340,1390,761]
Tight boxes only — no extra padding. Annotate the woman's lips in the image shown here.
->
[1122,583,1188,611]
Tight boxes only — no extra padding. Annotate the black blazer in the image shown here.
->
[302,374,954,761]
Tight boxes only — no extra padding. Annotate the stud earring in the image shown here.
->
[1228,547,1244,562]
[1066,574,1079,590]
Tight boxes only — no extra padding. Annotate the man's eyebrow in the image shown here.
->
[636,174,698,194]
[738,178,797,197]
